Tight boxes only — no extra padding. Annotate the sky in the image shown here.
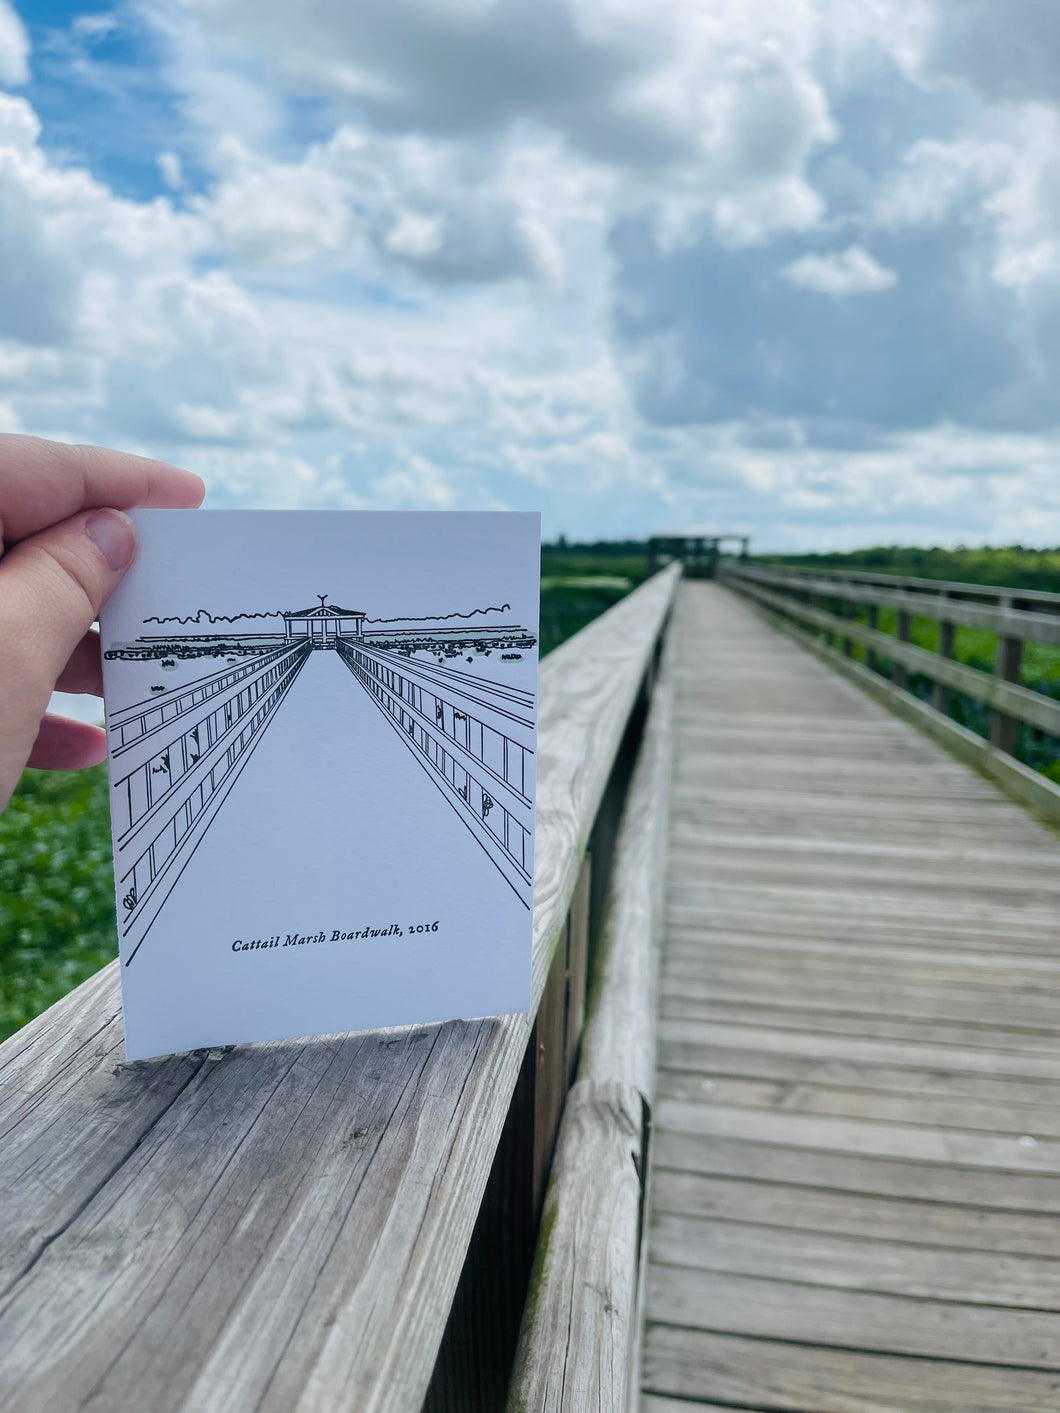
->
[2,0,1060,549]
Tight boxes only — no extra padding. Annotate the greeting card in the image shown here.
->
[100,511,539,1060]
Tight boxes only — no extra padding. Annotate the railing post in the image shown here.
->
[893,610,912,689]
[990,604,1023,754]
[842,598,855,657]
[933,618,955,716]
[866,603,879,672]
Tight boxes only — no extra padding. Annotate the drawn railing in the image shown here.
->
[105,642,293,750]
[0,564,681,1413]
[721,559,1060,822]
[111,640,312,958]
[335,639,535,907]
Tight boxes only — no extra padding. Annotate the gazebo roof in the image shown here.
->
[284,603,364,619]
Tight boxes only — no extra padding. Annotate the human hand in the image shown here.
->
[0,436,205,811]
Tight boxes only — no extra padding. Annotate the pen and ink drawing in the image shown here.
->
[105,594,538,963]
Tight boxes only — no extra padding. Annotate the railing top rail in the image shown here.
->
[734,558,1060,611]
[0,562,681,1413]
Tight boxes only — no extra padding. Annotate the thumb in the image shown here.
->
[0,508,136,788]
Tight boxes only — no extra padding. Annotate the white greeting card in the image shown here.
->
[100,511,539,1061]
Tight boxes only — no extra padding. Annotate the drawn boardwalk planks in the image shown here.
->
[642,582,1060,1413]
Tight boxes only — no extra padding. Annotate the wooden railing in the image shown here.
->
[720,560,1060,824]
[0,563,680,1413]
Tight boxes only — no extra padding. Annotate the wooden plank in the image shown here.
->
[658,1017,1060,1081]
[663,924,1060,974]
[651,1170,1060,1257]
[562,856,591,1090]
[580,638,674,1101]
[657,1041,1060,1108]
[643,1400,769,1413]
[659,996,1060,1061]
[0,963,208,1283]
[642,1327,1060,1412]
[0,566,682,1413]
[646,1265,1060,1369]
[656,1067,1060,1140]
[654,1129,1060,1212]
[506,1080,646,1413]
[642,580,1060,1411]
[650,1211,1060,1308]
[507,635,674,1411]
[534,933,571,1222]
[658,975,1060,1038]
[657,1096,1060,1172]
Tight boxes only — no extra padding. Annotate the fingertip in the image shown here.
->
[27,715,108,771]
[86,508,138,573]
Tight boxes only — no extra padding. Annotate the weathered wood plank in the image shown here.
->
[0,566,681,1413]
[642,1328,1060,1412]
[642,580,1060,1412]
[656,1096,1060,1172]
[657,1042,1060,1107]
[655,1129,1060,1211]
[656,1068,1060,1140]
[506,633,674,1411]
[650,1211,1060,1308]
[651,1170,1060,1257]
[647,1265,1060,1369]
[579,636,673,1101]
[507,1080,645,1413]
[658,1016,1060,1079]
[659,977,1060,1038]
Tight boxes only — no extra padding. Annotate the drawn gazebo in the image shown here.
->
[283,595,365,646]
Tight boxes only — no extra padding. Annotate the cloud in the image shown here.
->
[782,245,898,295]
[0,0,28,86]
[5,0,1060,548]
[928,0,1060,104]
[175,0,842,250]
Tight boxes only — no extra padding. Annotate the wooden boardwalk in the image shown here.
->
[641,583,1060,1413]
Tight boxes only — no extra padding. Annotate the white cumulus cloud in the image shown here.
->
[782,245,899,295]
[0,0,28,86]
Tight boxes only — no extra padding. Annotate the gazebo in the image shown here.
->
[283,595,365,645]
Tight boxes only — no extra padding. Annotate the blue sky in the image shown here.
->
[2,0,1059,548]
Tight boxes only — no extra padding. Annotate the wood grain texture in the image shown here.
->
[0,565,681,1413]
[506,636,674,1411]
[507,1079,646,1413]
[580,634,674,1100]
[641,581,1060,1412]
[642,1328,1060,1413]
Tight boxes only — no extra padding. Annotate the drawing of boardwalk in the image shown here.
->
[104,597,538,962]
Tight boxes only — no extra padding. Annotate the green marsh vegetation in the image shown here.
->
[1,542,650,1040]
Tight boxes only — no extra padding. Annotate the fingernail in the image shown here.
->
[86,509,137,572]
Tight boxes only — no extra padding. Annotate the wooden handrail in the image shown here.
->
[731,563,1060,646]
[748,560,1060,613]
[0,563,681,1413]
[507,632,674,1412]
[726,570,1060,738]
[720,562,1060,827]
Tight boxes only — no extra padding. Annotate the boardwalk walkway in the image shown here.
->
[642,583,1060,1412]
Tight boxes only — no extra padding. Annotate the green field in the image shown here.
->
[767,544,1060,595]
[0,547,649,1041]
